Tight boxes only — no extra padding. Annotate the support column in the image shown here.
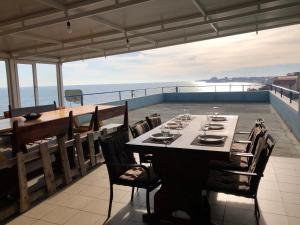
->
[56,62,64,107]
[6,58,20,108]
[298,94,300,116]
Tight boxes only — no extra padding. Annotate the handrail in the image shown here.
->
[270,84,299,94]
[64,83,265,104]
[268,84,299,104]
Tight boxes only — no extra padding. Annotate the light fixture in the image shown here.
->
[66,20,72,34]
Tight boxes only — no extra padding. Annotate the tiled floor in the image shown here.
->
[5,156,300,225]
[4,103,300,225]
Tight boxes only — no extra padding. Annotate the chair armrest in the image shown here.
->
[231,152,254,158]
[235,131,250,135]
[106,162,151,181]
[234,140,252,144]
[221,169,258,177]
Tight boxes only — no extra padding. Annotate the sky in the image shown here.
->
[0,24,300,88]
[62,24,300,85]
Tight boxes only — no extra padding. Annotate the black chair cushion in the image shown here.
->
[231,142,247,152]
[118,166,160,187]
[206,170,250,196]
[209,155,249,170]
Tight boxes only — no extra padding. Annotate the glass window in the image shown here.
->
[0,61,9,116]
[36,64,58,105]
[17,64,35,107]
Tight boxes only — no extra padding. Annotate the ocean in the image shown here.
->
[0,81,261,115]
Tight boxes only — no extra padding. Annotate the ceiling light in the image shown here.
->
[66,20,72,34]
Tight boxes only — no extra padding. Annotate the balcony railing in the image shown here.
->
[65,84,266,105]
[269,84,299,104]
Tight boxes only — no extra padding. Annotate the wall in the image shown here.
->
[101,90,300,140]
[105,94,164,110]
[270,93,300,140]
[163,91,270,103]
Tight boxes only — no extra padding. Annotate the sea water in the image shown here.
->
[0,81,261,115]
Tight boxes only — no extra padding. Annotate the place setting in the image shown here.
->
[143,124,181,145]
[191,117,227,147]
[208,106,228,122]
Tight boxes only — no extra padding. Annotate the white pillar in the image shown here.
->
[56,62,64,107]
[6,58,20,108]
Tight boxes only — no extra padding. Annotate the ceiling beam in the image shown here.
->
[11,33,61,44]
[35,0,155,44]
[192,0,218,33]
[0,0,106,28]
[35,0,66,11]
[0,0,153,37]
[28,12,300,60]
[12,1,300,57]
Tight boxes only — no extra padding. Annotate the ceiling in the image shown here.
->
[0,0,299,63]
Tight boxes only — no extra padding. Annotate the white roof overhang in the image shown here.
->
[0,0,299,63]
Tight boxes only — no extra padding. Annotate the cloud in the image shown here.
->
[62,24,300,85]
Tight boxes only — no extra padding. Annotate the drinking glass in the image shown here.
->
[161,125,170,137]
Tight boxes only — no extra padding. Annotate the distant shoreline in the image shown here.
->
[199,76,274,84]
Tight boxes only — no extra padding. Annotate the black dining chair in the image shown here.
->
[206,134,276,225]
[209,125,266,171]
[146,113,162,129]
[99,128,161,219]
[232,119,266,152]
[129,120,153,164]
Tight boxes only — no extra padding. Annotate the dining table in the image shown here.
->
[0,104,121,134]
[126,114,238,225]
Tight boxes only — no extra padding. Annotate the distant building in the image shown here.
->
[273,73,300,91]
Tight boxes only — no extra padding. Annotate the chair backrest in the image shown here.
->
[94,101,128,131]
[248,134,275,194]
[8,101,57,118]
[129,120,151,138]
[146,113,162,129]
[99,129,135,183]
[12,111,73,155]
[246,125,267,154]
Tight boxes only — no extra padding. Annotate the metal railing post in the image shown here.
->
[280,88,283,97]
[118,91,122,101]
[290,91,292,103]
[176,86,178,93]
[145,89,147,96]
[80,94,83,106]
[131,90,134,99]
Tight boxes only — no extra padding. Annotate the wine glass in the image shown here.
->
[201,121,209,136]
[212,107,219,117]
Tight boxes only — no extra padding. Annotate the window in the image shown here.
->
[36,64,58,105]
[0,61,9,115]
[17,63,35,107]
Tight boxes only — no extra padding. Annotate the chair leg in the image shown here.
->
[254,197,260,225]
[131,187,135,201]
[107,184,114,219]
[146,189,151,215]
